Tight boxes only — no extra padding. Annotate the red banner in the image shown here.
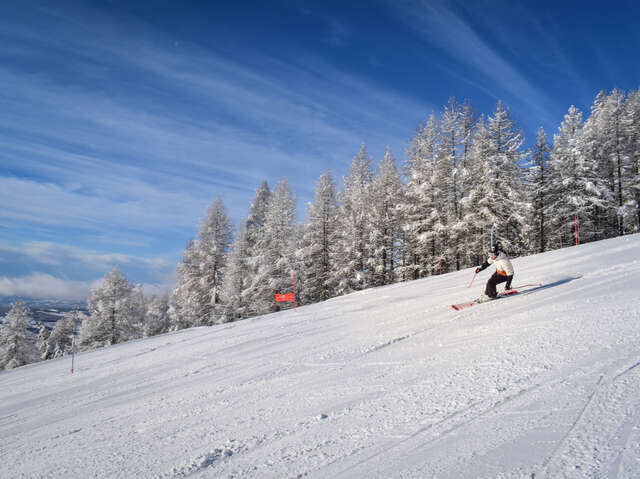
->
[275,293,295,302]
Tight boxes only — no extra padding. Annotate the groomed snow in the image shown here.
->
[2,235,640,478]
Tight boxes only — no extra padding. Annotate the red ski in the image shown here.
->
[452,289,518,311]
[451,283,543,311]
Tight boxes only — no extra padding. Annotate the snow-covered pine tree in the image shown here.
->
[241,181,272,314]
[624,88,640,231]
[196,197,233,324]
[525,127,551,253]
[550,104,612,246]
[246,180,272,256]
[46,310,82,358]
[144,293,170,337]
[436,98,462,272]
[249,178,298,314]
[483,101,526,254]
[172,196,233,327]
[602,89,632,236]
[171,239,202,330]
[220,222,251,322]
[79,267,138,350]
[302,171,339,303]
[0,301,37,370]
[334,144,374,293]
[584,90,633,237]
[36,321,51,360]
[572,100,616,243]
[456,101,479,268]
[463,116,495,263]
[368,148,405,286]
[130,286,147,338]
[400,115,440,279]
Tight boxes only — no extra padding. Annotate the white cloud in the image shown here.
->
[0,273,94,301]
[0,240,173,276]
[0,5,431,239]
[0,1,436,290]
[0,272,175,302]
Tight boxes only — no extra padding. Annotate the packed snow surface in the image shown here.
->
[2,235,640,478]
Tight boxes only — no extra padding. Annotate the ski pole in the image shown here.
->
[467,271,477,288]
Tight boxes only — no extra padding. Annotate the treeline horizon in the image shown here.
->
[2,87,639,370]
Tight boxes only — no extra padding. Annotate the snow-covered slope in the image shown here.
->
[2,235,640,478]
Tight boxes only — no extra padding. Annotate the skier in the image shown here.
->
[475,244,514,301]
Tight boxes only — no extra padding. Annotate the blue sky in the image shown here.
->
[1,0,638,300]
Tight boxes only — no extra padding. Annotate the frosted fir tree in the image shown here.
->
[367,148,405,286]
[550,104,612,245]
[593,89,638,235]
[302,171,340,303]
[454,101,479,268]
[171,239,203,330]
[79,267,138,350]
[129,286,147,338]
[220,222,252,322]
[581,92,623,240]
[624,89,640,231]
[0,301,37,370]
[173,196,233,327]
[144,293,170,337]
[37,321,51,360]
[463,116,495,262]
[482,101,527,254]
[400,115,442,278]
[436,98,463,271]
[524,127,552,253]
[334,144,374,294]
[47,310,83,359]
[236,181,273,316]
[548,105,585,244]
[196,197,233,324]
[601,89,632,235]
[249,178,299,315]
[246,180,272,254]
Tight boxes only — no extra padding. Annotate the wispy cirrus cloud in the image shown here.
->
[387,0,558,124]
[0,1,434,297]
[1,1,428,230]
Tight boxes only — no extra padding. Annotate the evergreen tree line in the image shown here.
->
[0,270,172,370]
[1,88,639,369]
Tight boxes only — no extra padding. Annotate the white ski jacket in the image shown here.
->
[487,251,514,276]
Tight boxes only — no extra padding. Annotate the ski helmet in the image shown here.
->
[492,243,501,255]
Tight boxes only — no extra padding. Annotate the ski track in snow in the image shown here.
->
[1,235,640,478]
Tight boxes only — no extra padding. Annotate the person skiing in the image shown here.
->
[475,243,514,301]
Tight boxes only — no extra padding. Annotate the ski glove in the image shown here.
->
[476,261,489,274]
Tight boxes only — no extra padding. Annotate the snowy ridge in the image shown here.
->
[1,235,640,478]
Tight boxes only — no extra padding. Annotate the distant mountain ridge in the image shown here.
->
[0,297,87,328]
[0,296,86,309]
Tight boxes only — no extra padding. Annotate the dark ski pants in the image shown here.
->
[485,272,513,298]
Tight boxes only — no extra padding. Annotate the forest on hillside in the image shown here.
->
[2,88,639,370]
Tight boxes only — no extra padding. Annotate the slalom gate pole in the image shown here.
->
[574,215,579,245]
[293,270,296,310]
[71,315,78,374]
